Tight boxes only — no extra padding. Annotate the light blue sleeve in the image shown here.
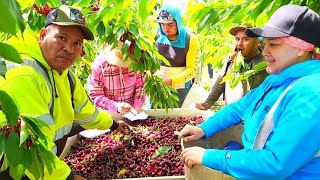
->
[198,87,258,138]
[200,87,320,179]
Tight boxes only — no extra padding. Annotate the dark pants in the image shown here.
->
[0,123,84,180]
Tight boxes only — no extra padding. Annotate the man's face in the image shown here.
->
[39,25,84,73]
[234,30,259,58]
[262,38,303,75]
[160,21,178,38]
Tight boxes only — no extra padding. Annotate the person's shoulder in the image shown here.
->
[92,54,108,67]
[5,65,44,81]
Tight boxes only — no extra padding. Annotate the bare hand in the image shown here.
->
[181,147,206,168]
[163,78,172,86]
[116,120,131,134]
[178,124,205,143]
[195,103,208,110]
[134,106,142,113]
[117,103,132,113]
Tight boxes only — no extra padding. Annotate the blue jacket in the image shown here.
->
[199,60,320,179]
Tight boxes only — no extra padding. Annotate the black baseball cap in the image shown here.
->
[154,10,175,24]
[246,5,320,47]
[45,5,94,40]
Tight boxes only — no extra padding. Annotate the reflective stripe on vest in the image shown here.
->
[78,108,99,125]
[53,124,73,142]
[7,60,76,145]
[37,114,55,126]
[6,60,54,113]
[74,99,89,114]
[52,145,57,155]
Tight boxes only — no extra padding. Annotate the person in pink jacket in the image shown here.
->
[88,42,146,113]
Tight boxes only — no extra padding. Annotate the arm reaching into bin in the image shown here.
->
[181,147,206,168]
[178,124,205,142]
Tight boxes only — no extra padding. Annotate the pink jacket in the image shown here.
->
[88,54,146,112]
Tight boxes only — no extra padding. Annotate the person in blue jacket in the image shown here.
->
[179,4,320,179]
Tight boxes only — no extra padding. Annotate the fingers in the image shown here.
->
[135,107,142,113]
[181,148,194,169]
[118,103,132,113]
[178,124,191,142]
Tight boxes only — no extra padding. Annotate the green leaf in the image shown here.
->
[0,155,9,172]
[133,44,142,61]
[229,73,242,89]
[94,7,111,25]
[114,0,124,18]
[77,0,91,7]
[96,21,105,37]
[19,120,29,146]
[0,132,5,153]
[146,0,157,14]
[0,90,20,126]
[115,26,125,40]
[37,142,56,174]
[0,58,6,77]
[5,132,23,166]
[9,164,24,180]
[27,147,44,180]
[249,1,267,21]
[252,61,267,71]
[0,43,23,64]
[150,150,159,158]
[22,116,49,128]
[119,8,132,23]
[138,0,148,22]
[0,0,17,35]
[22,148,32,169]
[128,24,139,37]
[22,116,49,144]
[5,0,25,33]
[157,146,172,156]
[232,52,244,72]
[104,24,113,37]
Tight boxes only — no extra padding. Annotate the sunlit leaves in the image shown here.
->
[0,0,25,35]
[138,0,148,22]
[0,43,23,64]
[0,91,20,126]
[5,132,23,166]
[144,74,179,110]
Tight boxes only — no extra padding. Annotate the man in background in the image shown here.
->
[154,3,200,107]
[196,23,268,110]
